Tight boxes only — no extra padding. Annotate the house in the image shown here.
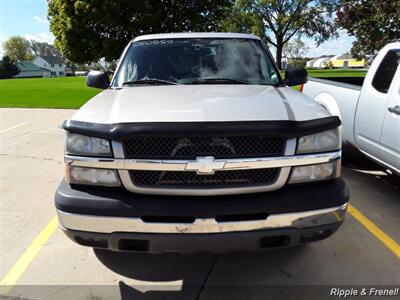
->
[306,53,366,69]
[329,53,366,68]
[33,55,66,77]
[306,57,332,69]
[14,61,51,78]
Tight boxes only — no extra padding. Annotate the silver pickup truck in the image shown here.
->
[303,43,400,174]
[55,33,348,253]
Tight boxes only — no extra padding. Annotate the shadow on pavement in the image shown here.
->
[94,246,307,299]
[342,147,399,190]
[94,250,215,299]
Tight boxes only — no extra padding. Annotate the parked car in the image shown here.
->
[74,71,88,76]
[55,33,348,253]
[302,43,400,174]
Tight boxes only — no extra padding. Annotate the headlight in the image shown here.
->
[297,128,340,154]
[66,166,120,186]
[66,133,111,156]
[288,160,340,184]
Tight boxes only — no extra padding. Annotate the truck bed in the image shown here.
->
[312,76,364,90]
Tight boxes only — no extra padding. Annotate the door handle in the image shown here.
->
[388,105,400,115]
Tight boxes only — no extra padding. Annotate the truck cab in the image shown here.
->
[55,33,348,253]
[303,43,400,174]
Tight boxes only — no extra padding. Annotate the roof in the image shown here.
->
[338,53,353,60]
[17,61,42,72]
[133,32,260,42]
[39,55,64,64]
[332,53,353,60]
[313,57,330,66]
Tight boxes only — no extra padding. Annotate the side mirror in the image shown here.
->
[86,70,110,89]
[284,67,308,86]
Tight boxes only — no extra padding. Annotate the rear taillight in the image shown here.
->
[300,84,304,93]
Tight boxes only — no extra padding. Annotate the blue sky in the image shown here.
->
[0,0,55,56]
[0,0,355,58]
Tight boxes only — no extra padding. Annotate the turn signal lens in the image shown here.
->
[288,161,339,184]
[66,166,120,186]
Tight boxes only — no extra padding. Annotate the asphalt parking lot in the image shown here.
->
[0,108,399,300]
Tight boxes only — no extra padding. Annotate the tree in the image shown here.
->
[221,6,265,37]
[3,36,34,61]
[48,0,233,63]
[284,38,310,67]
[0,56,20,79]
[105,60,118,71]
[337,0,400,59]
[30,41,61,57]
[221,0,338,68]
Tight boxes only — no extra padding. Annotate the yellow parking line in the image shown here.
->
[348,204,400,259]
[332,211,342,222]
[0,122,27,133]
[0,216,58,295]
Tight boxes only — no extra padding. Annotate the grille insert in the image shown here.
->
[129,168,279,188]
[123,136,285,159]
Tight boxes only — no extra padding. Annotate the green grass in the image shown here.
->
[282,69,368,91]
[0,77,100,109]
[0,69,368,109]
[280,68,367,78]
[307,69,367,78]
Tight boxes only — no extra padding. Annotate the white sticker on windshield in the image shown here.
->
[133,40,174,47]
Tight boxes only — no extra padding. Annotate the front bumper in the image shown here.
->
[55,179,349,253]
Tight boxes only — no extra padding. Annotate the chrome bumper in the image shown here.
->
[57,203,348,234]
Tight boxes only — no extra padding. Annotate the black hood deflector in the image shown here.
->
[62,117,341,141]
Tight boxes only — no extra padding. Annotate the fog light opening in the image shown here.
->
[260,235,289,248]
[300,229,332,243]
[118,239,150,252]
[75,236,108,248]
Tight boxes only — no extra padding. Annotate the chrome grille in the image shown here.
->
[112,137,295,196]
[123,136,285,159]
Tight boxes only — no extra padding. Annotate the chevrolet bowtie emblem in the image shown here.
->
[185,156,225,175]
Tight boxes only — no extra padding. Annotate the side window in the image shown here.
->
[372,49,400,93]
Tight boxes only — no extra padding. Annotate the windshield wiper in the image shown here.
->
[190,78,250,85]
[122,79,178,86]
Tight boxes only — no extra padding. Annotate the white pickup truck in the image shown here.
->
[55,33,348,253]
[303,43,400,174]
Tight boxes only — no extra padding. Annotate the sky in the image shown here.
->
[0,0,356,59]
[0,0,54,56]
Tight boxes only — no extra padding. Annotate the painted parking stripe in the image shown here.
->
[348,204,400,258]
[0,122,28,133]
[0,216,58,295]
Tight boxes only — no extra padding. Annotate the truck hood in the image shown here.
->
[72,85,330,124]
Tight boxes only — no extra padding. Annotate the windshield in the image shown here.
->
[112,38,281,86]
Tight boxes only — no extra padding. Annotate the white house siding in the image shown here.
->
[14,70,43,78]
[306,58,331,69]
[306,60,316,68]
[33,57,66,77]
[42,70,51,78]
